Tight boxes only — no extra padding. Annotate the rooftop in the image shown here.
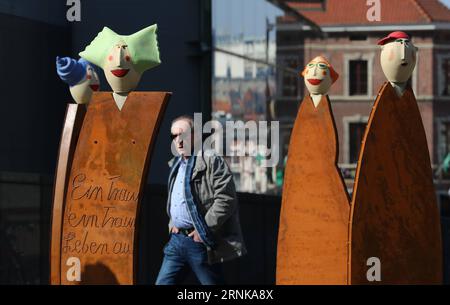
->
[280,0,450,26]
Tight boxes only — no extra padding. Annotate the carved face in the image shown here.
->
[380,38,417,83]
[69,64,100,104]
[104,40,141,93]
[303,58,333,95]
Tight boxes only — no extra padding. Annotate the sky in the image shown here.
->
[442,0,450,9]
[212,0,283,39]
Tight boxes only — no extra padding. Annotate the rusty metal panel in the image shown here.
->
[276,95,350,285]
[50,104,87,285]
[350,83,442,284]
[56,91,170,284]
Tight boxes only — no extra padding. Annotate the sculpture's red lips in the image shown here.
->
[308,79,322,85]
[111,69,130,77]
[90,84,99,91]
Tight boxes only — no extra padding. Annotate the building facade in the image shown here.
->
[275,0,450,207]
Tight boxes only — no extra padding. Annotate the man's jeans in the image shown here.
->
[156,233,225,285]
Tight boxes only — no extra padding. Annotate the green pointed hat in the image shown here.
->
[79,24,161,74]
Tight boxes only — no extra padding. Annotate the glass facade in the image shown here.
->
[212,0,284,194]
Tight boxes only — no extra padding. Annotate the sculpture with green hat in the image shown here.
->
[79,24,161,110]
[51,23,171,284]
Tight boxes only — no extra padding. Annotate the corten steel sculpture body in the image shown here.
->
[349,32,442,284]
[276,56,350,284]
[51,57,98,281]
[50,24,171,284]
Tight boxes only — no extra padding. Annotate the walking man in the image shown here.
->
[155,115,246,285]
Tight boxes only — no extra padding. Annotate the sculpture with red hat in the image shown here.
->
[349,31,442,284]
[277,56,350,284]
[378,31,418,96]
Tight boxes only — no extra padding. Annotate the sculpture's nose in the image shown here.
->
[118,47,126,66]
[401,43,406,61]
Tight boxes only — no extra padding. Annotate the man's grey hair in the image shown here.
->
[171,115,194,129]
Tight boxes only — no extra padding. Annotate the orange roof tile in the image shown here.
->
[283,0,450,26]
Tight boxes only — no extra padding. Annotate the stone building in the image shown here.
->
[275,0,450,205]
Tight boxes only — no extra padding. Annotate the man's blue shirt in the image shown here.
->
[169,158,193,229]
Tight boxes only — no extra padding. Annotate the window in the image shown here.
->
[244,65,253,79]
[442,58,450,96]
[212,0,284,194]
[350,35,367,41]
[349,122,366,163]
[349,60,368,95]
[439,194,450,218]
[256,65,266,79]
[441,122,450,179]
[282,58,299,97]
[443,122,450,155]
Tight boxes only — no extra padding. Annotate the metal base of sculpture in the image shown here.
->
[350,83,442,284]
[50,91,170,284]
[276,95,350,285]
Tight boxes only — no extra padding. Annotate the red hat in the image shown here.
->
[377,31,410,45]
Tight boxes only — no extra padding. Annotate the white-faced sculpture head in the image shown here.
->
[301,56,339,95]
[79,24,161,94]
[378,31,418,84]
[56,57,100,104]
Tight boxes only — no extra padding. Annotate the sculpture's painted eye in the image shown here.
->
[318,63,328,69]
[307,63,315,68]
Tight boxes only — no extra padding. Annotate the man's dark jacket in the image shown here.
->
[167,152,247,264]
